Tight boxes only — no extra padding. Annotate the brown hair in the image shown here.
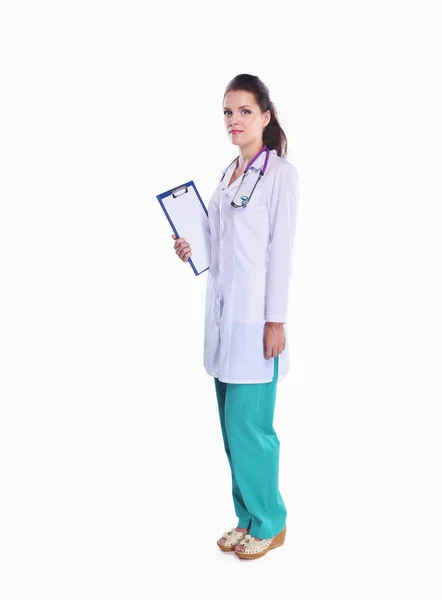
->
[224,74,288,158]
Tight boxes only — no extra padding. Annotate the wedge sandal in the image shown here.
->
[217,527,249,552]
[234,525,287,560]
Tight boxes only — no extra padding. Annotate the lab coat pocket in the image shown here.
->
[204,274,220,374]
[234,197,268,222]
[229,321,274,383]
[204,275,215,343]
[234,275,266,323]
[232,197,269,248]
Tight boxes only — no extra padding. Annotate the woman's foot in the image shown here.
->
[234,526,287,560]
[235,535,262,552]
[217,527,249,551]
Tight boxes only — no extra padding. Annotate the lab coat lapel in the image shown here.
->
[224,147,271,190]
[224,160,242,190]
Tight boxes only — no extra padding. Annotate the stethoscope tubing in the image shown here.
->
[219,145,270,208]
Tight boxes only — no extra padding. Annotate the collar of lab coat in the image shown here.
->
[224,148,278,189]
[248,147,278,172]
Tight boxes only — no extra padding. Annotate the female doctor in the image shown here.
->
[172,74,300,560]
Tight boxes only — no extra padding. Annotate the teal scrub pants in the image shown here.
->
[214,355,287,539]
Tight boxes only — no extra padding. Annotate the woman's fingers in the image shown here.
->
[264,342,273,360]
[172,234,183,249]
[264,341,285,359]
[173,237,187,251]
[173,236,192,262]
[177,243,189,255]
[175,241,189,253]
[173,238,189,250]
[177,244,191,258]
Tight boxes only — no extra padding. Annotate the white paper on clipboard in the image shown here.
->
[156,180,210,276]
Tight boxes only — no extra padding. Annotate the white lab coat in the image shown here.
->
[203,148,300,384]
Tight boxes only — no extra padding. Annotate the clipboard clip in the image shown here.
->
[172,185,189,199]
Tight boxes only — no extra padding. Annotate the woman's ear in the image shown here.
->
[264,110,271,127]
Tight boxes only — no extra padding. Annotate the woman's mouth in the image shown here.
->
[231,130,243,135]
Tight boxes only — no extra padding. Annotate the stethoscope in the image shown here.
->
[220,144,270,208]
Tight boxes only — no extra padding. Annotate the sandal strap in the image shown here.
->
[222,528,248,544]
[237,534,273,553]
[242,534,253,543]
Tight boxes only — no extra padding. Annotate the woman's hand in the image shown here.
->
[264,322,286,359]
[172,234,192,262]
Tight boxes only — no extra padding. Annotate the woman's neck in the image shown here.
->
[237,141,265,170]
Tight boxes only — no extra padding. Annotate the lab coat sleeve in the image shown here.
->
[265,163,300,323]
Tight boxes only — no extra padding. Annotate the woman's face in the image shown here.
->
[223,90,270,149]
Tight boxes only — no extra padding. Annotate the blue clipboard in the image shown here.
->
[157,180,210,276]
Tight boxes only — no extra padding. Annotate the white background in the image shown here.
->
[1,1,441,598]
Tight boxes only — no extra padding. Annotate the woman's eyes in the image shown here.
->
[224,109,250,116]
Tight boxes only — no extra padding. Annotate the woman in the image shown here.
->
[172,74,300,560]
